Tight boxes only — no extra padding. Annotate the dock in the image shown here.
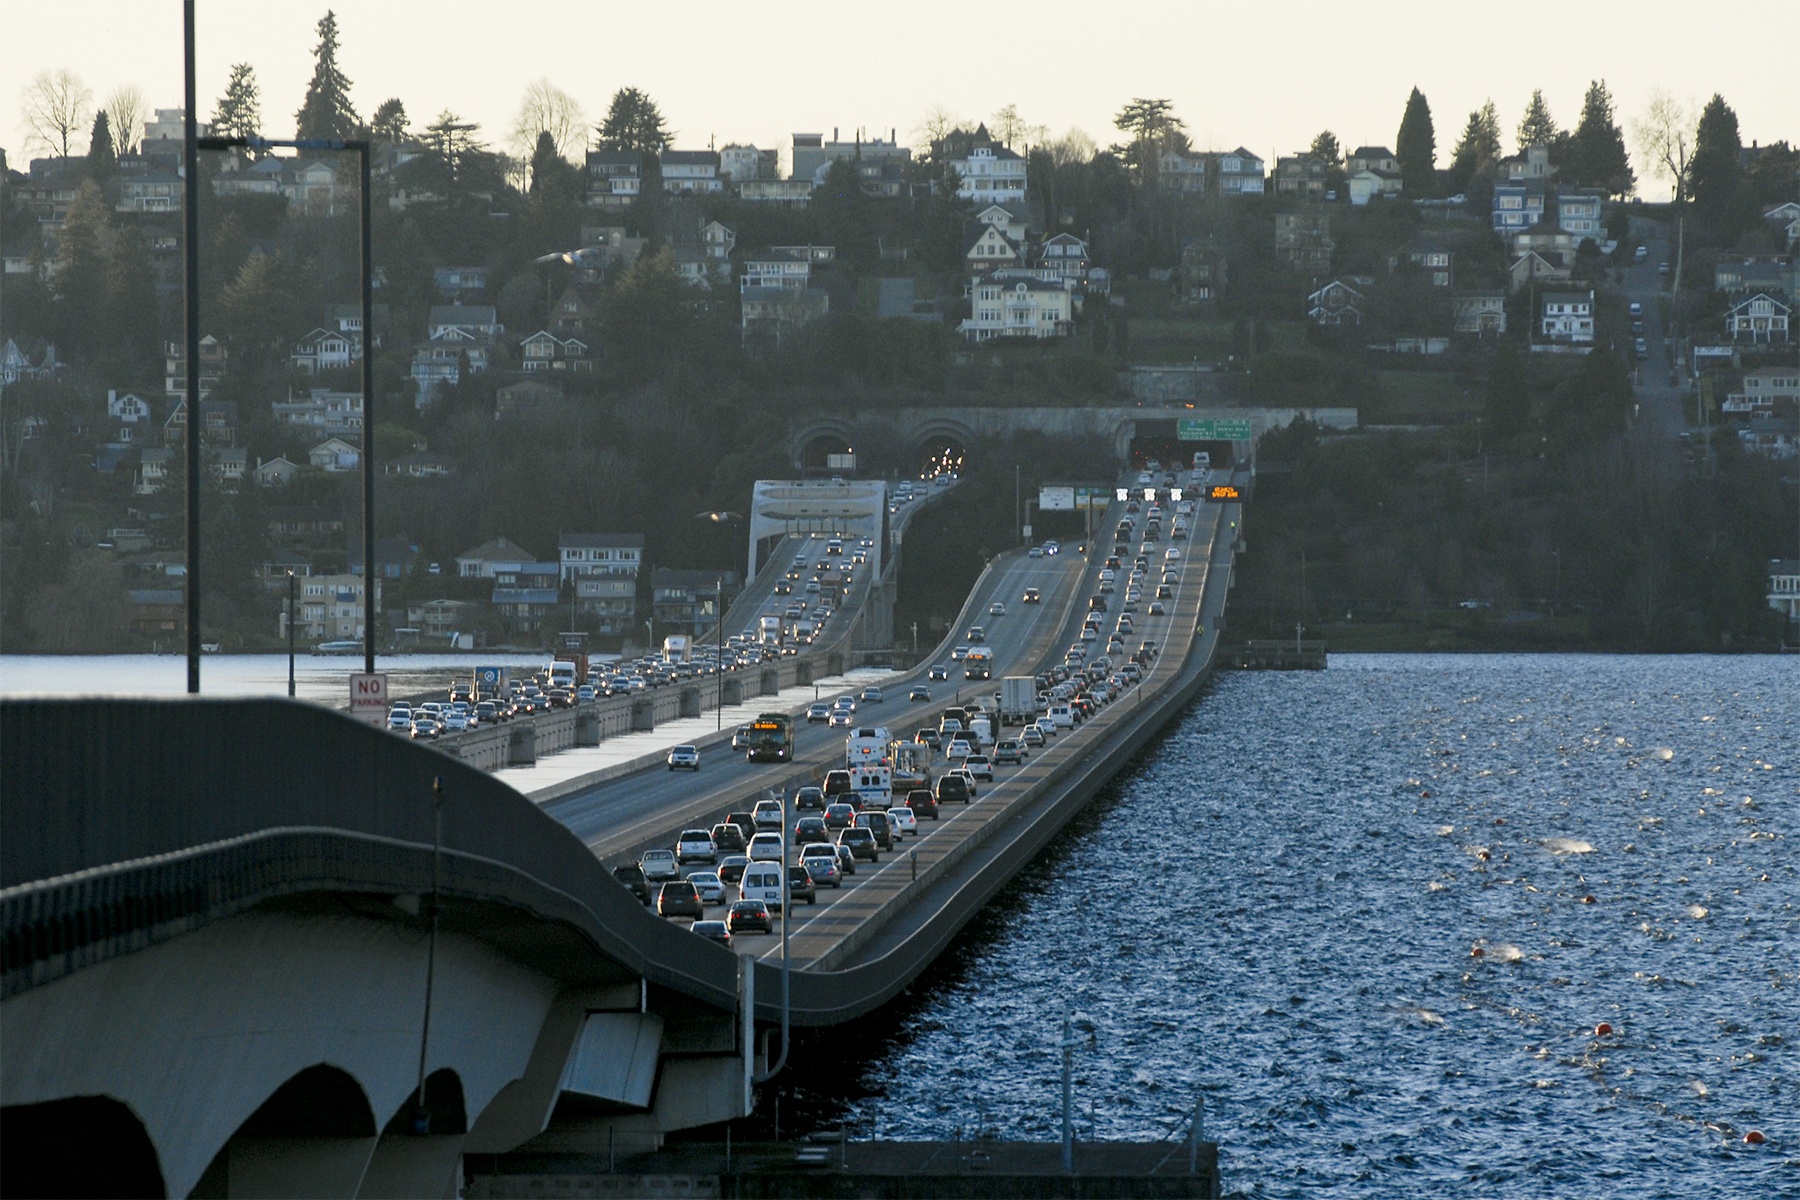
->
[1226,639,1327,669]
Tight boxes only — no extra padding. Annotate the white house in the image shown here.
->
[1210,148,1265,195]
[659,149,723,194]
[558,532,644,583]
[740,251,812,291]
[107,390,153,424]
[974,202,1030,241]
[456,538,539,579]
[1768,559,1800,625]
[959,275,1072,342]
[1540,290,1595,344]
[309,437,361,472]
[1726,293,1791,343]
[1039,233,1090,284]
[1453,291,1507,336]
[949,141,1027,204]
[253,456,300,488]
[1307,279,1367,327]
[290,327,361,373]
[1348,169,1403,206]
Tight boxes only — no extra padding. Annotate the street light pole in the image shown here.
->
[716,577,725,729]
[287,570,297,697]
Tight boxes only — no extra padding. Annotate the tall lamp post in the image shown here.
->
[286,570,297,697]
[696,511,745,728]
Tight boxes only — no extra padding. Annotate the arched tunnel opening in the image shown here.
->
[915,437,968,482]
[1127,419,1236,470]
[798,432,854,474]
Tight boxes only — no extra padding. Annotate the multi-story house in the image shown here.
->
[163,335,226,403]
[518,330,593,371]
[659,149,722,194]
[1723,367,1800,418]
[284,574,380,643]
[1274,153,1329,200]
[790,129,910,183]
[433,267,488,297]
[289,327,361,373]
[1539,290,1595,344]
[974,202,1031,242]
[737,179,814,205]
[1307,279,1367,326]
[116,170,182,214]
[584,151,643,206]
[1509,249,1570,292]
[959,275,1073,341]
[1556,189,1605,242]
[946,130,1027,204]
[1452,291,1507,336]
[1402,239,1454,287]
[651,568,741,635]
[456,538,539,578]
[741,250,813,291]
[1347,146,1398,176]
[1768,560,1800,626]
[700,221,737,259]
[965,224,1023,276]
[1179,237,1229,304]
[560,533,642,634]
[719,144,777,183]
[1726,294,1792,343]
[1039,233,1090,285]
[1714,257,1790,295]
[1493,178,1549,234]
[1208,148,1265,195]
[272,387,363,435]
[1275,212,1334,276]
[1157,152,1206,194]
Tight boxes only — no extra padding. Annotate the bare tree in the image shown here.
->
[915,104,964,151]
[1048,128,1097,168]
[991,104,1027,148]
[1632,88,1692,202]
[509,78,586,162]
[106,84,146,155]
[19,69,93,158]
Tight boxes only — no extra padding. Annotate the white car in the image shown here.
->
[748,832,785,862]
[640,848,680,883]
[667,745,700,771]
[387,707,413,732]
[687,871,726,904]
[886,806,918,837]
[988,601,1007,616]
[944,738,972,760]
[753,799,784,831]
[441,711,469,733]
[676,829,717,864]
[1166,547,1182,560]
[964,754,994,782]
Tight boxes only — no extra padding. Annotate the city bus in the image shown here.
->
[744,712,793,763]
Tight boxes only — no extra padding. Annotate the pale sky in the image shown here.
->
[10,0,1796,199]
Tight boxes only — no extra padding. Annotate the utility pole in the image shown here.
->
[286,571,297,697]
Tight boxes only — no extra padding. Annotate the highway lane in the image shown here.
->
[543,545,1089,853]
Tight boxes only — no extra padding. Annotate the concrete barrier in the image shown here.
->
[508,724,536,766]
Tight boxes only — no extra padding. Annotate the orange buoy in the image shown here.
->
[1582,895,1597,904]
[1595,1022,1614,1037]
[1494,818,1506,826]
[1421,790,1431,798]
[1744,1130,1767,1145]
[1478,849,1492,861]
[1470,946,1485,957]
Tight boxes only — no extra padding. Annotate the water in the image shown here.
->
[785,655,1800,1197]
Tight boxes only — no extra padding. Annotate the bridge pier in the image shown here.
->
[630,697,655,732]
[356,1132,463,1199]
[759,668,780,696]
[506,724,536,767]
[721,677,743,706]
[574,710,600,747]
[678,687,702,719]
[795,660,813,687]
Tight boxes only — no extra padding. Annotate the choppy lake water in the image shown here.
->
[780,655,1799,1198]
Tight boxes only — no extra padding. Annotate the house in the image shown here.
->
[736,179,814,206]
[547,282,600,336]
[1307,278,1367,327]
[741,286,829,348]
[1768,559,1800,625]
[1502,144,1555,181]
[1038,233,1091,284]
[1179,238,1228,304]
[346,536,419,580]
[673,247,730,291]
[284,574,380,643]
[261,551,313,590]
[164,335,226,402]
[1275,212,1334,275]
[1764,202,1800,247]
[1492,178,1549,234]
[456,538,539,578]
[1512,224,1582,264]
[1556,189,1605,243]
[494,379,564,419]
[741,250,814,291]
[1402,238,1454,287]
[433,266,488,297]
[945,127,1028,204]
[212,446,248,486]
[253,456,300,488]
[561,533,643,631]
[1452,291,1508,336]
[1347,169,1403,206]
[519,330,593,371]
[108,390,154,425]
[1208,148,1265,195]
[489,587,560,635]
[309,437,361,472]
[1714,258,1790,296]
[1157,152,1206,194]
[129,589,185,636]
[388,451,457,479]
[584,151,643,206]
[651,568,741,635]
[965,224,1023,275]
[659,149,722,194]
[1274,153,1329,201]
[719,145,776,183]
[265,505,345,539]
[116,170,182,214]
[289,327,361,373]
[1726,293,1792,343]
[136,446,173,494]
[272,388,363,435]
[1347,146,1398,176]
[974,202,1031,242]
[790,129,911,184]
[699,220,736,259]
[959,274,1073,342]
[1540,290,1595,344]
[408,599,481,641]
[428,305,500,342]
[1510,250,1571,292]
[576,226,649,274]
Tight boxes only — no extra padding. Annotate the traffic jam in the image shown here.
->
[619,457,1215,950]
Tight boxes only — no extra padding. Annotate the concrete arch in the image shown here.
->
[790,417,855,469]
[1,1095,167,1198]
[909,417,978,479]
[191,1063,377,1198]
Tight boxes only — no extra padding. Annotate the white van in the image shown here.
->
[740,862,785,912]
[1048,703,1075,729]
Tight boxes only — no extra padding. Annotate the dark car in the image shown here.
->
[611,864,652,905]
[853,810,894,852]
[906,788,940,820]
[692,919,732,947]
[824,802,856,831]
[935,774,972,805]
[794,815,828,845]
[712,823,748,856]
[727,811,758,841]
[789,865,818,906]
[794,786,827,812]
[915,728,942,750]
[718,854,751,886]
[728,899,773,935]
[837,826,879,862]
[657,880,705,920]
[822,769,853,799]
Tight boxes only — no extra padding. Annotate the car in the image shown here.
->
[833,695,857,713]
[860,686,884,704]
[806,702,831,723]
[1023,724,1048,747]
[676,829,717,864]
[687,871,726,905]
[794,786,827,812]
[1148,600,1167,616]
[800,844,843,887]
[748,832,785,862]
[994,740,1025,765]
[967,626,986,643]
[1028,546,1044,558]
[832,842,858,876]
[773,581,792,595]
[989,601,1007,616]
[1043,540,1060,555]
[794,815,828,845]
[789,866,818,906]
[712,823,748,856]
[837,826,879,862]
[667,745,700,771]
[944,738,972,761]
[657,880,705,920]
[753,800,785,831]
[409,717,441,740]
[824,801,856,830]
[1023,587,1041,604]
[717,854,751,886]
[951,645,970,661]
[828,709,855,728]
[731,724,753,751]
[935,774,972,805]
[1165,547,1182,560]
[915,728,942,750]
[928,665,950,681]
[1629,301,1643,316]
[853,810,894,852]
[822,769,854,799]
[611,864,652,905]
[949,767,980,798]
[909,685,932,702]
[641,848,681,883]
[1658,261,1670,275]
[905,789,939,820]
[727,899,773,935]
[692,919,732,947]
[387,707,413,732]
[886,806,918,836]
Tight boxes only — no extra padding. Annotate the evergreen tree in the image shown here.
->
[370,98,409,143]
[85,111,116,180]
[1689,94,1749,240]
[52,182,112,359]
[1483,341,1531,438]
[213,63,261,142]
[295,10,360,140]
[1395,87,1436,196]
[1447,102,1501,196]
[527,129,581,204]
[1569,80,1634,196]
[1517,90,1559,150]
[594,87,670,154]
[1309,130,1342,166]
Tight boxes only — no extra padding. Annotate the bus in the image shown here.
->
[744,712,793,763]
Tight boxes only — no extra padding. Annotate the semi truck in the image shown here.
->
[758,615,783,647]
[662,635,691,664]
[999,676,1038,725]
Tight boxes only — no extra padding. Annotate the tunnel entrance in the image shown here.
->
[1127,420,1236,470]
[798,433,854,474]
[915,438,967,482]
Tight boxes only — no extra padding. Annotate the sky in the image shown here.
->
[9,0,1797,200]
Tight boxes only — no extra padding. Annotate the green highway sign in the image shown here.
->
[1178,418,1253,441]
